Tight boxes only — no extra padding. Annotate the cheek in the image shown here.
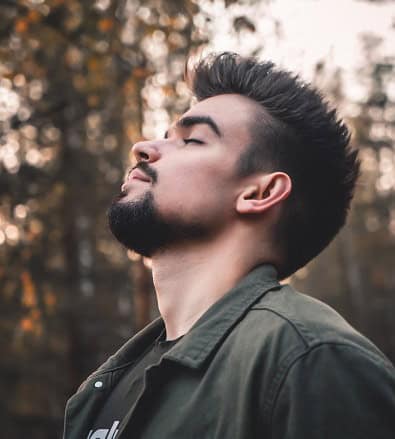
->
[154,163,235,219]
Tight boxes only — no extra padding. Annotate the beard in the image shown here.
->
[107,191,210,257]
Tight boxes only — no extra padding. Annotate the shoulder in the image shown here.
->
[241,283,391,365]
[230,284,395,433]
[269,338,395,438]
[226,283,394,403]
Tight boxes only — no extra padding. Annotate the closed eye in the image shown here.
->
[183,138,204,145]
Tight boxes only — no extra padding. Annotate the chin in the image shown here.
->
[107,191,213,256]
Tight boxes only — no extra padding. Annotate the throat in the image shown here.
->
[151,235,254,340]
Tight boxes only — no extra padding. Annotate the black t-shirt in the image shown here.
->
[86,331,180,439]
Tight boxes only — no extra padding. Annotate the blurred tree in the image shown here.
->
[0,0,204,437]
[292,33,395,362]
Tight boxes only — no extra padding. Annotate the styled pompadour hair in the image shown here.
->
[187,52,360,279]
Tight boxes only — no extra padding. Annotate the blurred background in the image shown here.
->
[0,0,394,437]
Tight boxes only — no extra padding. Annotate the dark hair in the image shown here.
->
[187,52,360,279]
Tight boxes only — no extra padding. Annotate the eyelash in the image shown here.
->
[183,138,204,145]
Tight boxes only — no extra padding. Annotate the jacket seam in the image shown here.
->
[250,307,310,349]
[86,359,137,380]
[264,341,392,438]
[252,288,318,346]
[261,344,305,424]
[87,333,163,380]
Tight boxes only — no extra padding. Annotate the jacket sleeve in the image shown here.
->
[270,343,395,439]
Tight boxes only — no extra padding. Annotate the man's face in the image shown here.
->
[108,94,258,256]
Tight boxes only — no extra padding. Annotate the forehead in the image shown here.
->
[181,93,260,145]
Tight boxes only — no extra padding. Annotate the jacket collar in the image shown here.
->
[93,264,279,375]
[164,263,280,369]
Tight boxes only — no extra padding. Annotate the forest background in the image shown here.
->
[0,0,394,437]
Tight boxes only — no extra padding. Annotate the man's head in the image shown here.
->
[108,52,360,279]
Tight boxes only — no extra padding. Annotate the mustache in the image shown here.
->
[127,161,158,184]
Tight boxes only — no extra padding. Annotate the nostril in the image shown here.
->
[139,151,149,161]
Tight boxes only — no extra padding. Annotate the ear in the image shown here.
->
[236,172,292,215]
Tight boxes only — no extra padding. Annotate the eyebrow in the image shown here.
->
[164,115,222,139]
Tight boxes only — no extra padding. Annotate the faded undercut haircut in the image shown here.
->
[186,52,360,280]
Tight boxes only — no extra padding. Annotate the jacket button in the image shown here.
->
[94,381,103,388]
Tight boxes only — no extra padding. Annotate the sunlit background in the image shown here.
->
[0,0,394,437]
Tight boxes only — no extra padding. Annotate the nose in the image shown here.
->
[132,140,161,164]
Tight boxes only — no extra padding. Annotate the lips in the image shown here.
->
[129,168,151,182]
[120,167,151,194]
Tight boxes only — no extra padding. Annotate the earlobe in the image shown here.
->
[236,172,292,215]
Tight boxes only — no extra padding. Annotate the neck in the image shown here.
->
[150,226,265,340]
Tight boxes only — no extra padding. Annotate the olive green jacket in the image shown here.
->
[63,264,395,438]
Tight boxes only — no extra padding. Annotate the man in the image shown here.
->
[63,53,395,439]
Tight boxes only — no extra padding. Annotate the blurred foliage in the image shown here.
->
[292,31,395,361]
[0,0,204,436]
[0,0,394,437]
